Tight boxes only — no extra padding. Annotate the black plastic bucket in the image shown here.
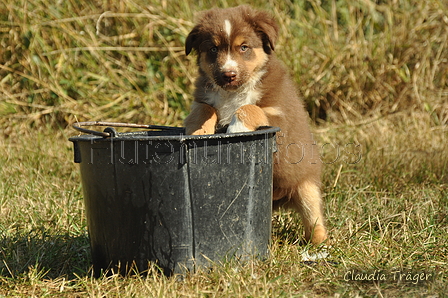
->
[69,122,279,276]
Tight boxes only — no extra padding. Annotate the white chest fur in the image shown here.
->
[202,69,266,127]
[204,88,260,127]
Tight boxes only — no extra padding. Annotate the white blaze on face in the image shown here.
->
[222,55,238,71]
[222,19,238,72]
[224,19,232,38]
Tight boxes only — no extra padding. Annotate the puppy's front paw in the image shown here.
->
[189,128,213,135]
[184,102,218,135]
[227,105,269,133]
[227,114,252,133]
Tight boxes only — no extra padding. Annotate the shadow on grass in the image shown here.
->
[0,229,91,279]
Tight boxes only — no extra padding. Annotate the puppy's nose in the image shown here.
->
[222,71,237,82]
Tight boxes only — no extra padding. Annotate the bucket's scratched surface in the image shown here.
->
[69,127,279,276]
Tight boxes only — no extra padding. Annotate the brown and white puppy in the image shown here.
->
[184,5,327,245]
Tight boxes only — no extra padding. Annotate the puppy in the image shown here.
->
[184,5,327,245]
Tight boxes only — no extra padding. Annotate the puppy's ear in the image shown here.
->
[185,26,200,56]
[253,11,279,54]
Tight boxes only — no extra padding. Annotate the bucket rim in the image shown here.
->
[68,125,280,142]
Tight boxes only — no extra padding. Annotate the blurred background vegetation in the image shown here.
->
[1,0,446,132]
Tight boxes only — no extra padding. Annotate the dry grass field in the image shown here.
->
[1,0,447,297]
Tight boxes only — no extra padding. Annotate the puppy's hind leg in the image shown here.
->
[293,180,328,245]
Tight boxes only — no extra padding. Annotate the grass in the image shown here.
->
[1,0,447,296]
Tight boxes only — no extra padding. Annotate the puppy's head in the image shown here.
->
[185,5,279,91]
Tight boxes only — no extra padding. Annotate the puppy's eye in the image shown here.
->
[240,45,249,52]
[209,46,218,53]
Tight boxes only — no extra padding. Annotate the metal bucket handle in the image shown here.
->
[72,121,183,138]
